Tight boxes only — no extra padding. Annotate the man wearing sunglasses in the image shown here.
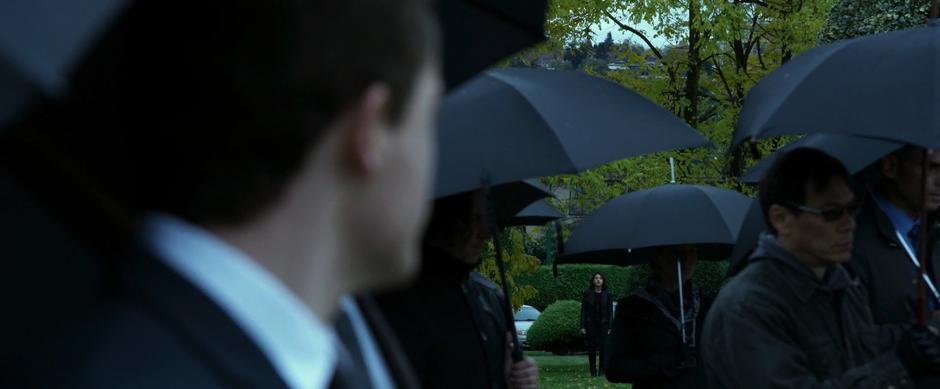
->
[702,148,940,388]
[851,146,940,327]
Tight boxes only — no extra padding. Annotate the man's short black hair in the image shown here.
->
[49,0,440,226]
[758,147,852,234]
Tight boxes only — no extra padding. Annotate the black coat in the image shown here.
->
[334,295,421,389]
[605,282,711,389]
[375,246,511,389]
[39,254,291,389]
[580,288,613,333]
[702,234,910,389]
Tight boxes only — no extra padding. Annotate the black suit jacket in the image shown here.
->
[334,295,421,389]
[849,195,940,325]
[43,254,291,388]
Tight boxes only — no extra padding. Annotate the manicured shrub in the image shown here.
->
[526,300,583,355]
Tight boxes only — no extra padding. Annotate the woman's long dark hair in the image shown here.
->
[587,272,609,292]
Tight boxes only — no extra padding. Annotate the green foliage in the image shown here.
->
[489,0,835,325]
[517,264,638,310]
[537,0,837,215]
[526,300,584,355]
[820,0,931,43]
[625,261,729,298]
[693,260,730,298]
[479,227,542,310]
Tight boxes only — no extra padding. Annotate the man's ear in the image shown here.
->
[881,155,900,180]
[768,204,793,236]
[341,84,391,175]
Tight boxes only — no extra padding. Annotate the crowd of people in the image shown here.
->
[5,1,940,388]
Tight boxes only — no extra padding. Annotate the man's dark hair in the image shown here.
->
[50,0,440,225]
[758,147,852,233]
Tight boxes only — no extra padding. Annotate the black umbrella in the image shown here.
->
[732,20,940,150]
[435,68,712,198]
[437,0,548,90]
[490,179,553,227]
[560,184,751,344]
[0,0,128,127]
[437,68,710,361]
[560,184,752,265]
[731,15,940,324]
[726,200,765,276]
[0,0,544,128]
[505,199,562,227]
[741,134,903,184]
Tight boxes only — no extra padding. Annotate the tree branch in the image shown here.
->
[735,0,768,7]
[711,57,736,102]
[756,39,767,70]
[603,10,665,60]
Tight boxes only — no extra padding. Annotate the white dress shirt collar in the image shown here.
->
[141,213,336,389]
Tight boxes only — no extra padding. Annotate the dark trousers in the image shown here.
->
[586,325,608,376]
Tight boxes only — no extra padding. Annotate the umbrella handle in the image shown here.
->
[552,220,563,278]
[677,259,687,344]
[485,182,524,362]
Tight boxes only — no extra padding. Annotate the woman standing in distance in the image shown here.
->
[581,272,614,377]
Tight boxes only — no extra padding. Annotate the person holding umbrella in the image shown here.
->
[374,189,540,389]
[558,183,749,387]
[604,245,710,388]
[702,148,940,388]
[580,272,614,378]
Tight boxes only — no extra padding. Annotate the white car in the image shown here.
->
[513,305,541,348]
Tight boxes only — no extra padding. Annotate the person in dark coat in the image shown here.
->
[850,146,940,326]
[605,245,710,389]
[24,1,445,388]
[580,272,613,377]
[375,189,540,389]
[702,148,940,388]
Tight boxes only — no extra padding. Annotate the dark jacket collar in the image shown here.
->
[866,192,908,246]
[750,233,857,303]
[125,252,288,388]
[355,295,421,389]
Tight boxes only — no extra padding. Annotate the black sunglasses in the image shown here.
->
[785,201,862,222]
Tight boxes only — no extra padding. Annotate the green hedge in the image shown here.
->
[526,300,583,355]
[516,264,637,311]
[518,262,729,311]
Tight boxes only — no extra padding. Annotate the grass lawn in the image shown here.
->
[528,351,632,389]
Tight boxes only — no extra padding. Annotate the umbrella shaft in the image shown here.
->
[677,259,687,343]
[669,157,677,184]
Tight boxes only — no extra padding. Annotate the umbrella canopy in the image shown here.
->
[435,68,712,198]
[0,0,128,126]
[742,134,903,184]
[438,0,547,90]
[560,184,753,266]
[1,0,545,128]
[726,199,766,276]
[489,179,553,227]
[733,20,940,150]
[505,199,562,226]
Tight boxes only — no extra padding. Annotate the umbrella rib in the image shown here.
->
[490,73,580,173]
